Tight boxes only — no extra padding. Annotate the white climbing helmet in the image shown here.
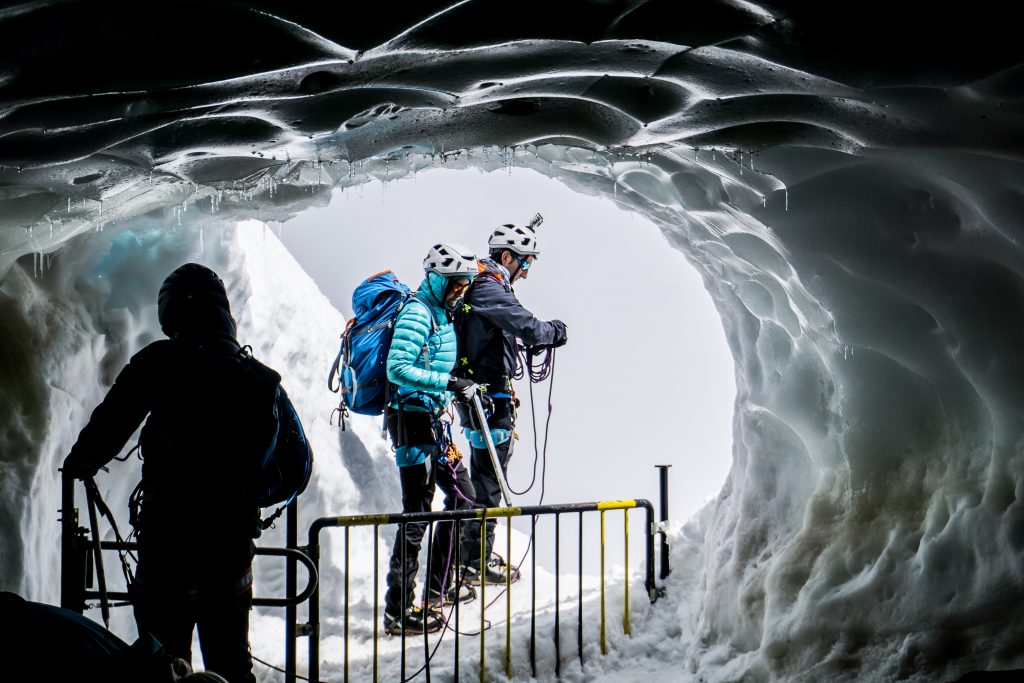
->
[423,242,478,277]
[487,217,541,258]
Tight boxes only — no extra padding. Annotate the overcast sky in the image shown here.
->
[279,167,735,564]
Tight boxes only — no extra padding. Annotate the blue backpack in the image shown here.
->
[328,271,434,425]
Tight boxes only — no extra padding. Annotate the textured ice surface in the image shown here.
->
[1,2,1023,681]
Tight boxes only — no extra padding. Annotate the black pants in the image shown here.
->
[384,409,476,616]
[132,511,256,683]
[460,398,514,570]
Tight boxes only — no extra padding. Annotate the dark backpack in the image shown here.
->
[328,271,435,423]
[231,346,314,526]
[128,344,313,535]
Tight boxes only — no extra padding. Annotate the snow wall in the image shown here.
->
[1,2,1023,681]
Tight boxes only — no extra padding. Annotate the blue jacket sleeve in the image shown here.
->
[471,277,560,347]
[63,345,157,478]
[386,301,451,393]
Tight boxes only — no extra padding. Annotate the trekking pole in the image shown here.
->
[471,392,514,507]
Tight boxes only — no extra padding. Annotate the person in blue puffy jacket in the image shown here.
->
[382,243,482,635]
[452,218,567,586]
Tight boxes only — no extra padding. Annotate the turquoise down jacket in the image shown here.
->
[386,270,457,415]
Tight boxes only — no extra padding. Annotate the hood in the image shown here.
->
[479,258,510,287]
[157,263,238,341]
[417,270,449,309]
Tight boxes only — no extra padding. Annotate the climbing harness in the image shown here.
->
[432,414,464,467]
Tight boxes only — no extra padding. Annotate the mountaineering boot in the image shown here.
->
[383,604,443,635]
[427,582,477,609]
[461,553,519,586]
[488,552,519,583]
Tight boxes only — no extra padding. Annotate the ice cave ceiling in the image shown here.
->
[2,1,1024,680]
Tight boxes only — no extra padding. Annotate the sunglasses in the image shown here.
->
[516,256,532,271]
[447,280,471,295]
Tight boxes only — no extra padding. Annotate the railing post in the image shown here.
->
[505,515,512,678]
[623,508,630,637]
[554,512,561,679]
[643,502,656,602]
[345,526,351,683]
[60,472,87,613]
[656,465,671,580]
[600,509,606,656]
[307,520,323,683]
[373,527,380,682]
[286,499,297,683]
[479,512,486,683]
[578,511,583,667]
[530,514,537,678]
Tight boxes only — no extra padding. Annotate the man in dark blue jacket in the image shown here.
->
[454,219,567,584]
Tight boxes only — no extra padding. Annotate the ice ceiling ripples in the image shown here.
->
[1,1,1023,680]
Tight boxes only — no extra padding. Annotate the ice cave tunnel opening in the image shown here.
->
[2,55,1023,681]
[278,163,737,512]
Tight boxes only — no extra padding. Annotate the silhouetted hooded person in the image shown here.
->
[157,262,237,341]
[64,263,259,683]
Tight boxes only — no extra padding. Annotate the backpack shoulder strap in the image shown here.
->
[403,294,437,370]
[405,293,438,331]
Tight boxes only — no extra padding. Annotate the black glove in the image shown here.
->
[446,376,481,402]
[550,319,568,348]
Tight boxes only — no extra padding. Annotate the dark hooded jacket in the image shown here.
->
[64,263,259,537]
[454,257,564,390]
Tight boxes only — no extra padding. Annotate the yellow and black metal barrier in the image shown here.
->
[304,498,659,683]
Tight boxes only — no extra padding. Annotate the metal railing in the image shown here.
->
[61,470,673,682]
[58,472,318,674]
[305,498,659,683]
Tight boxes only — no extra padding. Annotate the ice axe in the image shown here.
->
[471,391,514,507]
